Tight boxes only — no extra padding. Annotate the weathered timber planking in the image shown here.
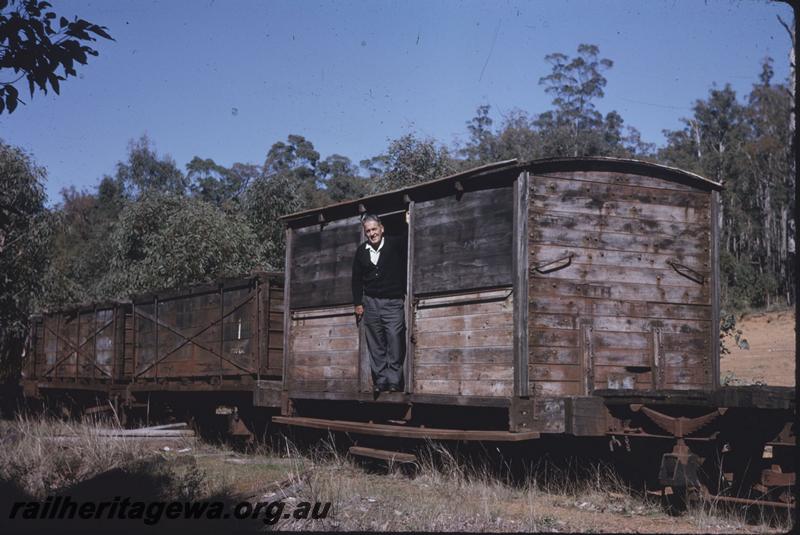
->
[405,200,416,395]
[529,364,583,381]
[287,379,359,392]
[530,244,708,272]
[291,239,359,268]
[529,346,581,364]
[290,261,357,285]
[416,288,512,308]
[416,299,513,319]
[533,171,699,192]
[531,210,704,239]
[663,367,710,385]
[290,324,359,339]
[530,227,708,257]
[565,396,609,436]
[531,381,583,396]
[292,365,358,381]
[413,187,513,294]
[533,398,566,433]
[529,314,578,330]
[513,172,530,396]
[291,335,359,352]
[532,315,710,335]
[413,186,512,231]
[663,351,709,367]
[290,279,353,309]
[529,328,580,347]
[530,278,708,305]
[292,314,357,329]
[273,415,539,441]
[414,346,514,365]
[292,350,360,366]
[531,195,706,223]
[283,227,293,397]
[290,306,360,359]
[660,332,710,352]
[710,190,721,389]
[414,379,512,397]
[290,216,361,308]
[414,311,513,333]
[531,177,709,208]
[593,365,653,383]
[413,363,513,381]
[414,216,511,241]
[592,348,650,366]
[415,328,513,349]
[413,253,512,294]
[529,295,711,321]
[662,383,705,391]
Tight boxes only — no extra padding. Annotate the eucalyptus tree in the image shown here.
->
[0,0,112,113]
[363,133,455,192]
[0,141,51,380]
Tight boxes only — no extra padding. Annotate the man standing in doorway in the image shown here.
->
[352,214,406,393]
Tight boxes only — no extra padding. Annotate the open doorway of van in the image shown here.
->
[357,209,410,395]
[376,210,408,248]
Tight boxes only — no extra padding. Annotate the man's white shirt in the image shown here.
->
[367,237,385,265]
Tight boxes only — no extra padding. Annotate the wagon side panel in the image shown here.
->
[287,217,363,395]
[528,170,713,395]
[411,187,515,397]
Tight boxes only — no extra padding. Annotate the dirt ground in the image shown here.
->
[182,452,791,533]
[720,309,796,386]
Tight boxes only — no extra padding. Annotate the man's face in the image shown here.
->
[363,219,384,246]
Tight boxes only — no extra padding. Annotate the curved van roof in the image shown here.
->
[281,157,721,227]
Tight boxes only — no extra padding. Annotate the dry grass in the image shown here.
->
[0,418,792,533]
[0,413,153,498]
[263,437,791,533]
[685,493,795,534]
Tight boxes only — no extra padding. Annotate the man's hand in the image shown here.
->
[354,305,364,320]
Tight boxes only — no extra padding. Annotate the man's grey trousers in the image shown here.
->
[362,295,405,388]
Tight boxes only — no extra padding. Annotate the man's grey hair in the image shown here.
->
[362,214,381,225]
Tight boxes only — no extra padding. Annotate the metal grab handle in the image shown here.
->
[533,253,573,274]
[667,260,705,285]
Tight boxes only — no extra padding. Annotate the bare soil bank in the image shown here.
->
[721,309,795,386]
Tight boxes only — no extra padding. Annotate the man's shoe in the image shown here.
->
[374,384,388,394]
[387,384,401,393]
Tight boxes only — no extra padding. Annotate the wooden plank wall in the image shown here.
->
[290,216,363,309]
[29,318,45,379]
[133,284,259,380]
[32,308,118,382]
[263,281,285,376]
[124,311,135,379]
[288,305,360,393]
[95,309,115,377]
[413,188,513,294]
[55,314,76,378]
[528,170,713,395]
[413,289,514,397]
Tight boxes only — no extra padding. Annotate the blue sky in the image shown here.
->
[0,0,794,204]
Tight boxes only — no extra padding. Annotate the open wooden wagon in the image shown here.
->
[124,271,284,428]
[273,157,794,506]
[23,301,128,414]
[24,271,285,429]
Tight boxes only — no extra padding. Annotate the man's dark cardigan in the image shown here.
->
[351,235,407,306]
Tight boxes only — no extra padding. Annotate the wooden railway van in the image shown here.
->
[274,158,794,506]
[126,271,284,408]
[276,157,723,431]
[22,301,128,407]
